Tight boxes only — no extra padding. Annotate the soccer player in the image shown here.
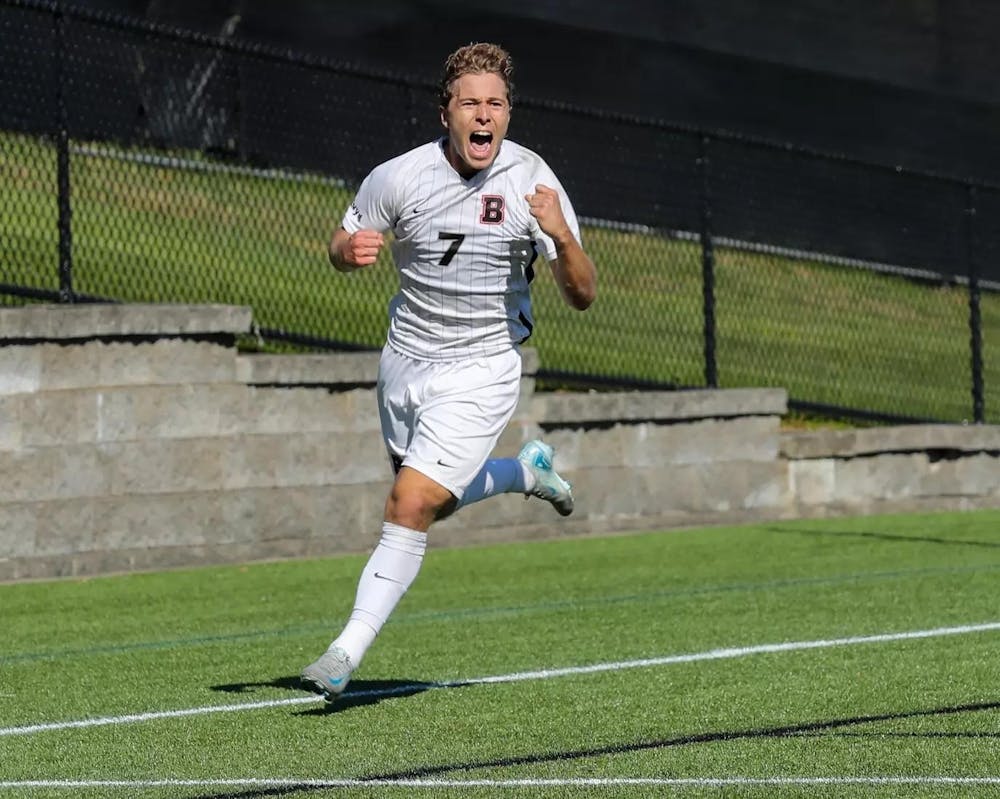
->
[301,42,597,700]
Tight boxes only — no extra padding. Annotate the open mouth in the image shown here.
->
[469,131,493,158]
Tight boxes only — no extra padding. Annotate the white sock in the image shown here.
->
[457,458,534,509]
[330,522,427,666]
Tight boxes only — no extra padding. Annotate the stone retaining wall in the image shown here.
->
[1,303,997,582]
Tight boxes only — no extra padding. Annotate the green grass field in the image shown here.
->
[3,509,1000,797]
[2,132,997,422]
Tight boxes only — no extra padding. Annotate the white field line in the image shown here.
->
[3,777,1000,789]
[2,620,998,739]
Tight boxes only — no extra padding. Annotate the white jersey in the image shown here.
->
[341,137,581,361]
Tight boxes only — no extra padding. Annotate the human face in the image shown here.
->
[440,72,511,178]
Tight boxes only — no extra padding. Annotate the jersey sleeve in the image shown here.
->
[528,162,582,262]
[341,161,401,234]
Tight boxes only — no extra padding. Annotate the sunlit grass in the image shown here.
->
[2,132,996,422]
[2,510,1000,798]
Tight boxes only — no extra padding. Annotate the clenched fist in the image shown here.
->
[330,228,384,271]
[525,184,572,242]
[343,229,384,267]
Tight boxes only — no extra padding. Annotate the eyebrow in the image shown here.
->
[457,96,508,104]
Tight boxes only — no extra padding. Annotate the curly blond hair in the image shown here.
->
[438,42,514,108]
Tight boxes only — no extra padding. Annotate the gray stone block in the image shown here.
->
[781,424,1000,459]
[99,384,245,442]
[0,445,110,502]
[915,452,1000,498]
[542,417,779,472]
[534,387,787,426]
[223,430,390,490]
[795,450,1000,509]
[252,486,341,543]
[89,491,245,553]
[321,482,394,549]
[241,386,380,435]
[565,466,642,520]
[0,384,250,449]
[568,459,790,523]
[0,346,42,395]
[32,497,98,556]
[0,395,31,450]
[0,502,38,559]
[250,483,388,552]
[832,453,925,501]
[102,438,226,496]
[22,483,394,564]
[789,459,836,508]
[0,303,252,340]
[98,340,240,388]
[237,352,380,387]
[0,340,239,395]
[1,391,97,449]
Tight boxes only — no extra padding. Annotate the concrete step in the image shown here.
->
[0,481,391,581]
[0,383,380,450]
[534,416,781,470]
[0,429,392,503]
[0,339,240,395]
[0,303,252,341]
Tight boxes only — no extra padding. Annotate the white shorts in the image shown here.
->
[377,344,522,499]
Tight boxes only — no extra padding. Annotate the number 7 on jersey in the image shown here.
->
[438,231,466,266]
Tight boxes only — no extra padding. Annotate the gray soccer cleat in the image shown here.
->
[301,645,353,701]
[518,439,574,516]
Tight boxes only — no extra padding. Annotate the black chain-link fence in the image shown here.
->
[1,0,996,423]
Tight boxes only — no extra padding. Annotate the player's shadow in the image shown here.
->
[184,697,1000,799]
[209,676,436,714]
[367,697,1000,781]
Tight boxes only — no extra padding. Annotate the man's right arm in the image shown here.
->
[328,227,385,272]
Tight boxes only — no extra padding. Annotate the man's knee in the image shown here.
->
[384,467,456,531]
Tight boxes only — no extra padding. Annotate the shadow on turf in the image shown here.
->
[186,697,1000,799]
[769,525,1000,549]
[209,676,434,714]
[366,698,1000,781]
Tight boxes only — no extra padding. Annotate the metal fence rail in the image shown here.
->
[0,0,995,423]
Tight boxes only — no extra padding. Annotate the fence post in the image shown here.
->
[54,1,74,302]
[408,85,422,150]
[698,135,718,388]
[965,185,984,423]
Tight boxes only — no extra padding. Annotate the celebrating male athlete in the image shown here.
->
[302,42,597,701]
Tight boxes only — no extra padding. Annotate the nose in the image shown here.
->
[475,103,491,121]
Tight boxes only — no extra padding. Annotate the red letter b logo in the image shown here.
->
[480,195,505,224]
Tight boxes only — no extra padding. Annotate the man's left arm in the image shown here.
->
[525,184,596,310]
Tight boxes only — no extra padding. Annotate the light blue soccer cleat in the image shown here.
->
[517,439,574,516]
[301,645,353,701]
